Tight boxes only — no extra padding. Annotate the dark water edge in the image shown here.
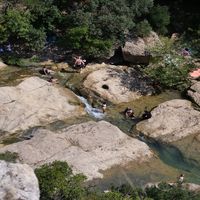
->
[87,138,200,191]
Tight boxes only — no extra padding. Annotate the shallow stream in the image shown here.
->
[1,65,200,190]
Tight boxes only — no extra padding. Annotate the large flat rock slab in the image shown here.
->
[0,76,84,135]
[83,65,155,104]
[0,121,153,180]
[136,99,200,142]
[0,161,39,200]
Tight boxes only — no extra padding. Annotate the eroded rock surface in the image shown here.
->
[83,65,155,104]
[0,76,84,135]
[0,121,153,180]
[136,99,200,142]
[122,31,160,63]
[0,160,39,200]
[188,81,200,107]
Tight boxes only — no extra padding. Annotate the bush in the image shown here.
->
[144,37,196,90]
[146,182,200,200]
[135,20,152,37]
[149,5,170,35]
[0,151,19,163]
[35,161,86,200]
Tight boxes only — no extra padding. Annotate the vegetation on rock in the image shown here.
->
[35,161,200,200]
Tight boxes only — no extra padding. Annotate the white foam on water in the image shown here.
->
[77,95,105,119]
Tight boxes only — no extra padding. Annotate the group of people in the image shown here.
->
[123,106,152,120]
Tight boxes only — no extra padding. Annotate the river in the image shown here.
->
[0,65,200,190]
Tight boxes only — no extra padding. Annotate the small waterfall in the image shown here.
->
[77,95,105,119]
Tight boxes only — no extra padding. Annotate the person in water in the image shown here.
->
[73,56,86,69]
[39,67,52,75]
[124,107,134,118]
[48,76,58,84]
[177,174,184,185]
[141,107,151,120]
[102,102,107,113]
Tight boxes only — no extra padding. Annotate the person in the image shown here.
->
[141,107,152,120]
[124,107,134,118]
[102,102,107,113]
[177,174,184,184]
[73,56,86,69]
[39,67,52,76]
[181,48,190,56]
[48,76,58,84]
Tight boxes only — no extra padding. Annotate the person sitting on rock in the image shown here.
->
[177,174,184,185]
[102,102,107,113]
[73,56,86,69]
[124,107,134,118]
[141,107,152,120]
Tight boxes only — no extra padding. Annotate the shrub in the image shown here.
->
[0,151,19,163]
[35,161,86,200]
[144,37,196,90]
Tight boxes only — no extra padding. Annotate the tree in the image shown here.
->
[149,5,170,34]
[35,161,86,200]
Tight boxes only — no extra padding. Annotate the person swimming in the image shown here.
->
[124,107,134,118]
[141,107,151,120]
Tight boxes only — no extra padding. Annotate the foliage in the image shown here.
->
[64,26,113,58]
[135,20,152,37]
[0,151,19,163]
[34,161,200,200]
[35,161,86,200]
[143,37,196,90]
[0,0,174,58]
[149,5,170,34]
[146,182,200,200]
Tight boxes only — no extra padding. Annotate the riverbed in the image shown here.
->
[0,65,200,190]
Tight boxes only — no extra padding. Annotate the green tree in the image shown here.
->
[149,5,170,34]
[35,161,86,200]
[135,20,152,37]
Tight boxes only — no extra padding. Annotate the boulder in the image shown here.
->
[0,121,153,180]
[122,31,160,64]
[0,160,39,200]
[136,99,200,142]
[0,76,84,135]
[83,65,155,104]
[187,81,200,106]
[0,61,7,70]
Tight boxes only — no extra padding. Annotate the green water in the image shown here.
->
[1,65,200,189]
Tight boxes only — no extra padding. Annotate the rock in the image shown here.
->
[0,61,7,70]
[187,81,200,106]
[0,76,84,135]
[0,160,39,200]
[122,31,160,63]
[83,65,155,104]
[0,121,153,180]
[136,99,200,142]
